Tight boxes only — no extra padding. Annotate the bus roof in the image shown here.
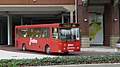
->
[15,23,60,28]
[15,23,80,28]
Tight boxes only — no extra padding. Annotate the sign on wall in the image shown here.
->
[89,13,103,45]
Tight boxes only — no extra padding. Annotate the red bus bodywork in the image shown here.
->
[15,23,81,54]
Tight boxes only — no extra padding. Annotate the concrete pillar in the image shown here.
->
[104,4,113,46]
[0,23,2,44]
[75,0,78,23]
[67,17,70,23]
[31,20,33,24]
[70,11,74,23]
[78,2,90,47]
[7,15,12,45]
[110,5,119,47]
[62,14,64,23]
[21,18,23,25]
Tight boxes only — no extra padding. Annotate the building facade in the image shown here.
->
[0,0,119,47]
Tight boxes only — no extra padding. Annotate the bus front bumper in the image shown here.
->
[115,43,120,54]
[58,47,80,53]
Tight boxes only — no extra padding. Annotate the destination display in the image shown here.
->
[60,24,80,27]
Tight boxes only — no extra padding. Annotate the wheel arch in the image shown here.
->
[45,44,51,54]
[45,44,49,50]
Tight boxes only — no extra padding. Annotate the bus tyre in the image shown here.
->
[64,52,69,54]
[45,46,50,54]
[22,44,26,51]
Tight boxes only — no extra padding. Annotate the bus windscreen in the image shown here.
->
[59,28,80,41]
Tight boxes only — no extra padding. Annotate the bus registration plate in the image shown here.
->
[68,50,74,52]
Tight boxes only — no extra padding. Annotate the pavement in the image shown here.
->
[81,46,116,53]
[41,63,120,67]
[0,49,55,59]
[0,45,117,59]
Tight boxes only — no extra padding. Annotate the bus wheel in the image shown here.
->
[22,44,26,51]
[64,52,69,54]
[45,46,50,54]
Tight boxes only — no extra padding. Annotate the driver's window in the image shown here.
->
[52,27,58,39]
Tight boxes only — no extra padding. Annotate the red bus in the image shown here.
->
[15,23,81,54]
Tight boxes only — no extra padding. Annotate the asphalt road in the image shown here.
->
[0,45,116,56]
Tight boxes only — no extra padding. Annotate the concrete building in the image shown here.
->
[0,0,119,47]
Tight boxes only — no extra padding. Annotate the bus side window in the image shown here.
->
[42,27,50,38]
[22,28,28,37]
[52,27,58,39]
[18,29,22,37]
[27,28,35,38]
[34,28,42,38]
[16,28,22,37]
[16,28,19,37]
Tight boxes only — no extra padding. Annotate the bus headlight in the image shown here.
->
[58,50,61,52]
[64,44,66,46]
[60,43,62,45]
[77,47,79,49]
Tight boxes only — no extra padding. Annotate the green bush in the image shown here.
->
[0,55,120,66]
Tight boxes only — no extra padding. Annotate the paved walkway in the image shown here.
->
[0,50,55,59]
[81,46,115,53]
[41,63,120,67]
[0,46,117,59]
